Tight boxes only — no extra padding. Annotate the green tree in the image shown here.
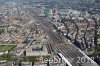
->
[0,28,4,35]
[0,54,13,61]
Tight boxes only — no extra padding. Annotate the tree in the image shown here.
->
[0,54,13,61]
[0,28,4,35]
[92,16,98,51]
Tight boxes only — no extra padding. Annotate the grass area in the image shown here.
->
[23,56,39,62]
[91,51,100,57]
[0,45,16,52]
[0,54,14,61]
[22,55,51,62]
[0,45,5,50]
[87,48,93,51]
[0,53,51,62]
[97,34,100,39]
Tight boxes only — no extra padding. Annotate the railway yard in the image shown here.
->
[0,0,100,66]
